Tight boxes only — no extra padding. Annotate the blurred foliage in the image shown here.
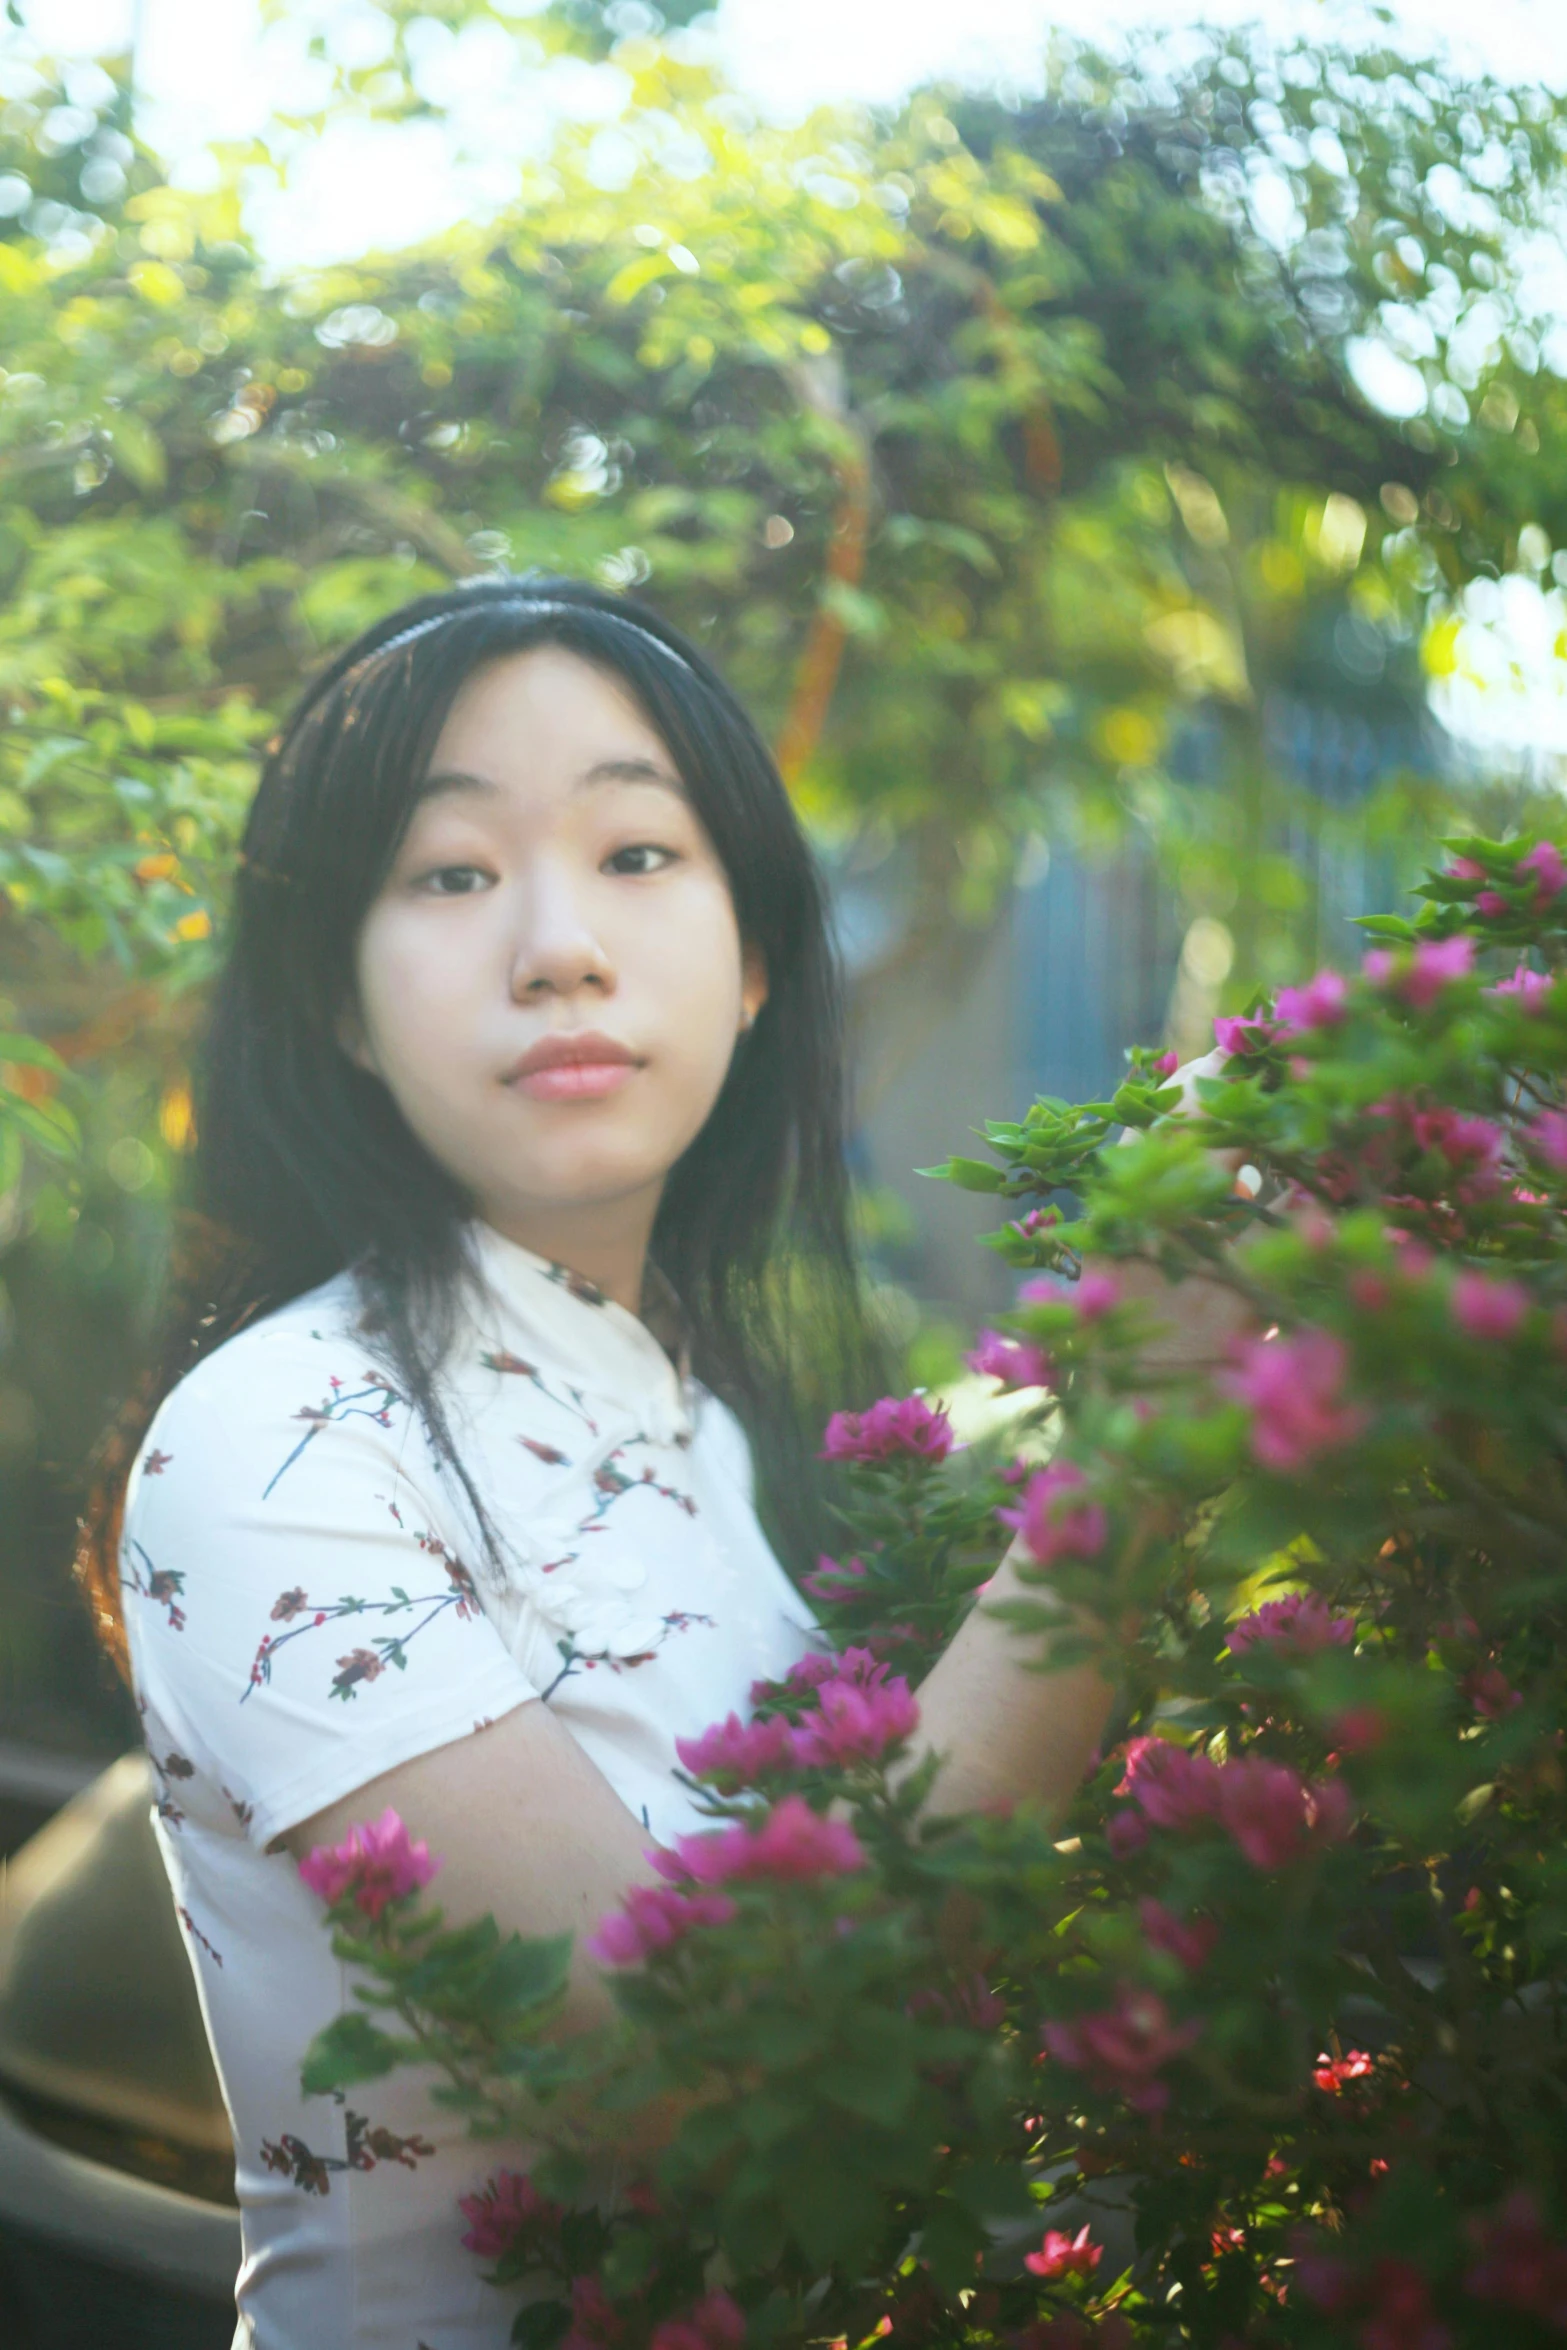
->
[2,1,1567,1742]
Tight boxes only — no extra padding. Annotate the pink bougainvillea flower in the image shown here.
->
[1042,1985,1200,2113]
[1011,1205,1063,1240]
[1363,933,1474,1009]
[675,1710,798,1790]
[1138,1898,1219,1973]
[1151,1049,1180,1078]
[1106,1808,1150,1858]
[997,1459,1109,1568]
[1016,1269,1120,1321]
[671,1793,867,1887]
[1529,1111,1567,1174]
[966,1329,1058,1391]
[1227,1593,1356,1658]
[1118,1736,1223,1832]
[1463,1665,1523,1720]
[1520,840,1567,904]
[1450,1271,1530,1342]
[297,1807,438,1921]
[1213,1011,1278,1057]
[648,2292,748,2350]
[1074,1270,1122,1320]
[563,2274,627,2350]
[1329,1704,1389,1755]
[1312,2049,1376,2095]
[1216,1757,1353,1871]
[1489,963,1553,1011]
[1024,2224,1103,2281]
[801,1552,871,1601]
[1446,856,1487,884]
[790,1673,919,1767]
[1273,969,1349,1036]
[1409,1108,1507,1197]
[800,1644,889,1692]
[458,2168,564,2259]
[1466,2189,1567,2329]
[586,1884,738,1967]
[907,1971,1007,2031]
[820,1395,953,1465]
[1221,1327,1367,1474]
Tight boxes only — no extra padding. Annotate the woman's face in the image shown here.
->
[346,644,767,1261]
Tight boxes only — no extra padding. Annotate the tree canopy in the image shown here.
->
[1,1,1566,1741]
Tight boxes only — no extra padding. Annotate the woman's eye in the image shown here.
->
[605,843,678,877]
[417,863,493,896]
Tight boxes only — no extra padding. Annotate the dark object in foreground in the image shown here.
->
[0,1755,237,2347]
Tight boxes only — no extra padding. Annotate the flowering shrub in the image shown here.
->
[302,833,1567,2348]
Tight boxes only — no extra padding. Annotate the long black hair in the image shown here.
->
[80,574,890,1668]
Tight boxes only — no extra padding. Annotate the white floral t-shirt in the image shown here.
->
[122,1223,826,2350]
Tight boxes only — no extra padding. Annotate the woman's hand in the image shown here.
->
[1092,1045,1257,1380]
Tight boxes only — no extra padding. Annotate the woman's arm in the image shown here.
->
[891,1536,1115,1822]
[285,1705,701,2158]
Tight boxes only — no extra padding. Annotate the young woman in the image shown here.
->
[77,576,1115,2350]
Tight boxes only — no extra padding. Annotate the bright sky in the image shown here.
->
[16,0,1567,769]
[15,0,1567,265]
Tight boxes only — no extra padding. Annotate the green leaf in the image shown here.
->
[821,2051,916,2127]
[107,412,168,493]
[511,2299,571,2350]
[947,2162,1037,2223]
[0,1032,67,1073]
[777,2155,882,2268]
[1352,914,1418,940]
[921,1156,1006,1193]
[299,2010,408,2095]
[919,2200,988,2294]
[479,1930,574,2016]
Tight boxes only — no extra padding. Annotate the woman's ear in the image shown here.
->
[740,940,769,1034]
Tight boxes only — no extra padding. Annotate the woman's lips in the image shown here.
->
[513,1060,640,1103]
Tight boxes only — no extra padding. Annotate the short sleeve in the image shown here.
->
[121,1327,539,1850]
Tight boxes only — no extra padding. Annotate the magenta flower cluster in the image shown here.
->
[965,1329,1058,1391]
[800,1551,870,1601]
[1450,1270,1531,1342]
[1115,1737,1353,1871]
[1213,1011,1278,1058]
[1273,968,1349,1037]
[1363,933,1474,1009]
[1227,1593,1357,1658]
[1454,840,1567,916]
[589,1793,868,1969]
[458,2167,563,2258]
[1220,1327,1366,1474]
[1017,1269,1120,1321]
[648,2291,748,2350]
[1042,1984,1200,2114]
[585,1884,739,1968]
[297,1807,439,1922]
[1024,2222,1102,2280]
[1491,961,1553,1011]
[997,1459,1109,1568]
[820,1394,953,1464]
[673,1664,918,1787]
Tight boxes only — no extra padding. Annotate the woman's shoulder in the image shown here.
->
[137,1269,395,1463]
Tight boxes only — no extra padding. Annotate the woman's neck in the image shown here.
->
[476,1191,661,1319]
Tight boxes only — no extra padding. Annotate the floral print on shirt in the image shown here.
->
[244,1512,483,1705]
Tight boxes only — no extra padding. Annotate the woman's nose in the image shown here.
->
[508,869,615,1001]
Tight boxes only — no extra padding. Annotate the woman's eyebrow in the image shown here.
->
[574,756,689,798]
[416,759,689,802]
